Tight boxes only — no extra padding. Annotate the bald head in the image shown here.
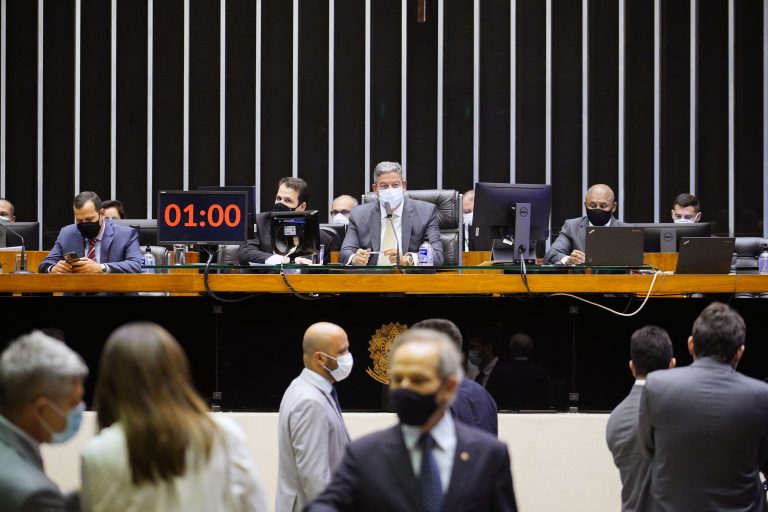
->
[302,323,350,381]
[584,184,616,215]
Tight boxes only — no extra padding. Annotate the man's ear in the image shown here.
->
[297,202,307,212]
[687,336,696,359]
[669,357,677,369]
[371,183,378,193]
[629,360,637,378]
[401,180,408,191]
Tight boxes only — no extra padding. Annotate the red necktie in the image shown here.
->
[87,239,96,261]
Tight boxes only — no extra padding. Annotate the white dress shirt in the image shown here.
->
[401,412,457,493]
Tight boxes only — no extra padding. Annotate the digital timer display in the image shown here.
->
[157,190,249,244]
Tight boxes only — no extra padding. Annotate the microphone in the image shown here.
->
[383,202,401,266]
[0,222,31,273]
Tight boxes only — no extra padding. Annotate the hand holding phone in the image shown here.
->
[64,252,80,263]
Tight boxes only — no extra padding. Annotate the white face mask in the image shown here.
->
[331,213,350,225]
[322,352,354,382]
[463,212,473,226]
[0,216,11,223]
[378,187,404,210]
[673,217,695,224]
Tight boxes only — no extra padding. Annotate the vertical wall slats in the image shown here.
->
[400,0,407,176]
[727,0,734,236]
[146,0,152,216]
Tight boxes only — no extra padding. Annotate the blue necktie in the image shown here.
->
[330,386,342,413]
[419,433,443,512]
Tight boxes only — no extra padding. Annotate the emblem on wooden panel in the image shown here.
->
[366,322,409,384]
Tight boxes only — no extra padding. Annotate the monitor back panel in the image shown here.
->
[676,237,735,274]
[585,226,644,266]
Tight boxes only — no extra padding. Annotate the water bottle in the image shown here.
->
[141,245,155,274]
[418,238,434,266]
[759,244,768,275]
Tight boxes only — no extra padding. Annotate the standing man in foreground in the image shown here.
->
[276,322,352,512]
[606,326,675,512]
[0,330,88,511]
[308,328,517,511]
[341,161,443,266]
[638,302,768,511]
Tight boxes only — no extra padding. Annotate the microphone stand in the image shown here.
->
[0,223,31,273]
[383,202,401,266]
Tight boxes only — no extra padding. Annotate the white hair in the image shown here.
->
[389,328,464,381]
[373,161,403,181]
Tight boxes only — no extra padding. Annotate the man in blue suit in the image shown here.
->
[39,191,142,274]
[307,328,517,512]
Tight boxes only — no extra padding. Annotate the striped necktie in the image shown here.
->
[87,239,96,261]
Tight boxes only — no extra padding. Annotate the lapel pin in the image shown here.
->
[460,451,470,462]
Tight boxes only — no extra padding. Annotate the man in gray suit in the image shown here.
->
[0,330,88,512]
[544,184,629,265]
[638,302,768,512]
[340,161,443,266]
[606,326,675,512]
[276,322,352,512]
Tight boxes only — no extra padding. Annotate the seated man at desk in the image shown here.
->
[0,197,16,222]
[39,191,142,274]
[671,193,702,223]
[545,184,629,265]
[238,177,331,265]
[340,161,443,266]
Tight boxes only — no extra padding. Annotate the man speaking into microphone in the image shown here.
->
[340,161,443,266]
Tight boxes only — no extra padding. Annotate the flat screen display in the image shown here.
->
[157,190,249,244]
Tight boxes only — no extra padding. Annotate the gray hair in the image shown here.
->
[0,331,88,414]
[389,328,464,380]
[373,161,403,181]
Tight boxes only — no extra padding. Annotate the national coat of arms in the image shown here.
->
[365,322,409,384]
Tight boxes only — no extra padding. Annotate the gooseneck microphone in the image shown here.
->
[383,202,401,266]
[0,223,31,273]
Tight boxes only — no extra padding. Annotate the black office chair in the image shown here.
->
[733,237,768,298]
[320,223,347,254]
[362,189,463,265]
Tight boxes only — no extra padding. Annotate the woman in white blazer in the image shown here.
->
[81,322,267,512]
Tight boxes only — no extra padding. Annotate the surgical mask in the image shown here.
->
[273,202,296,213]
[463,212,473,226]
[467,349,482,366]
[0,216,11,223]
[322,352,354,382]
[586,208,612,227]
[331,213,350,225]
[673,217,696,224]
[378,187,404,210]
[389,387,440,426]
[76,220,101,239]
[39,400,85,444]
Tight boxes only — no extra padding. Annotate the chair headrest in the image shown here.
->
[362,190,460,229]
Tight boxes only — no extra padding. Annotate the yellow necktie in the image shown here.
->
[378,215,397,266]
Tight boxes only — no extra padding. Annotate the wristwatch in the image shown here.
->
[404,253,414,266]
[100,264,108,274]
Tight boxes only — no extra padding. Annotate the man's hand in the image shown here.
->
[294,256,312,265]
[71,258,103,274]
[382,248,410,266]
[351,248,371,266]
[566,250,585,266]
[50,260,74,274]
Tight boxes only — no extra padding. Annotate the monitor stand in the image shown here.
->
[490,202,535,263]
[659,229,677,252]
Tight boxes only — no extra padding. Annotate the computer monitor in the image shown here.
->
[0,222,40,250]
[271,211,320,259]
[111,219,159,247]
[197,185,257,237]
[633,222,712,252]
[471,183,552,260]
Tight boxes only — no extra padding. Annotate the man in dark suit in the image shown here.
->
[0,330,88,512]
[340,161,443,266]
[638,302,768,512]
[39,191,142,274]
[544,184,630,265]
[307,328,517,512]
[466,326,514,411]
[413,318,498,436]
[238,177,331,265]
[606,326,675,512]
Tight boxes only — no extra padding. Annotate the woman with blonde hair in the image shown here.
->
[81,321,266,512]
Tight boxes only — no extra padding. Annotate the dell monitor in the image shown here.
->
[197,185,257,238]
[271,210,320,260]
[111,219,159,247]
[0,221,40,250]
[633,222,712,252]
[471,183,552,261]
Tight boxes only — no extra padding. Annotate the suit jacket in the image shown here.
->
[638,357,768,512]
[306,420,517,512]
[238,212,332,264]
[605,383,650,512]
[38,220,142,273]
[451,379,499,436]
[0,415,68,512]
[544,215,629,264]
[339,198,444,265]
[277,369,351,512]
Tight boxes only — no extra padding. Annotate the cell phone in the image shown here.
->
[64,252,79,263]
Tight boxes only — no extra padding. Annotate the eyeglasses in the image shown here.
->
[330,209,352,216]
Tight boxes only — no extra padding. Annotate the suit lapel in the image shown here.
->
[576,217,589,252]
[298,372,351,440]
[401,199,414,252]
[443,423,474,511]
[369,205,382,252]
[100,222,114,260]
[382,425,422,510]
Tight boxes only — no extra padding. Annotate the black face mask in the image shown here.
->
[273,202,295,213]
[76,219,101,239]
[586,208,612,227]
[389,387,441,426]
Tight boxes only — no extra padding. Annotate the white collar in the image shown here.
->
[299,367,333,394]
[401,409,455,451]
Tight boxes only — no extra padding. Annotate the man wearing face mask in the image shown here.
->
[308,328,517,511]
[0,330,88,512]
[340,161,444,266]
[329,195,358,225]
[463,189,474,251]
[0,197,16,222]
[544,184,630,265]
[39,191,142,274]
[276,322,352,512]
[238,177,333,265]
[670,193,702,223]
